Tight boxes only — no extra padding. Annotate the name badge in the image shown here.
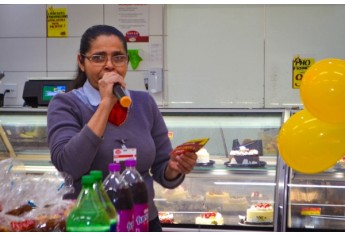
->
[113,148,137,162]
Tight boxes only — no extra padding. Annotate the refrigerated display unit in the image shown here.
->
[155,108,285,231]
[1,107,344,231]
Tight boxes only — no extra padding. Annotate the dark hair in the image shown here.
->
[72,25,128,89]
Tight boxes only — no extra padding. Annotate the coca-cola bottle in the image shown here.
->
[121,159,149,232]
[103,163,134,232]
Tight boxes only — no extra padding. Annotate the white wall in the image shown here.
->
[1,4,345,108]
[164,4,345,108]
[165,5,265,108]
[0,4,164,106]
[264,5,345,108]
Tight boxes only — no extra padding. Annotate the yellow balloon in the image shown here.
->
[277,110,345,174]
[300,58,345,123]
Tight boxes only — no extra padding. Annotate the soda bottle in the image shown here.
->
[103,163,134,232]
[66,175,110,232]
[121,159,149,232]
[90,170,117,232]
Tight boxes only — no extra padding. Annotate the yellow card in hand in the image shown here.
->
[171,138,210,155]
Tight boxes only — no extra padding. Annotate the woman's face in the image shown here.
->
[78,35,128,90]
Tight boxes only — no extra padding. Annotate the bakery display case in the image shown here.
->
[286,168,345,232]
[2,107,345,231]
[155,108,286,231]
[0,107,285,231]
[281,110,345,232]
[0,107,55,173]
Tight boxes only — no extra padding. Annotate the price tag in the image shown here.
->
[301,207,321,216]
[113,148,137,163]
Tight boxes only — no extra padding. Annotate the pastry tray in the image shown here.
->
[195,160,215,167]
[238,216,273,227]
[224,161,266,168]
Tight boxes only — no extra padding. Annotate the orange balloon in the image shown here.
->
[278,110,345,174]
[300,58,345,123]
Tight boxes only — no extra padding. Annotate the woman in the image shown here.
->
[47,25,197,231]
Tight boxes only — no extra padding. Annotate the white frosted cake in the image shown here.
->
[223,196,249,212]
[196,148,210,164]
[161,186,190,201]
[158,212,174,224]
[230,146,259,164]
[195,212,224,225]
[205,191,231,202]
[230,146,259,156]
[205,191,231,211]
[246,203,273,223]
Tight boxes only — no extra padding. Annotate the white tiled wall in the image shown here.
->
[0,38,47,71]
[164,5,345,109]
[0,4,164,106]
[264,5,345,108]
[2,4,345,109]
[0,5,47,37]
[165,5,265,108]
[47,38,81,71]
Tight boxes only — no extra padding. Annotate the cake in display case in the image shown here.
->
[0,108,283,231]
[3,107,345,231]
[154,165,276,230]
[152,108,284,231]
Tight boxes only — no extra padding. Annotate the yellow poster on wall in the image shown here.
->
[47,6,68,37]
[292,55,315,89]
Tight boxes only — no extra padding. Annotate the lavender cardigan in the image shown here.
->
[47,89,184,221]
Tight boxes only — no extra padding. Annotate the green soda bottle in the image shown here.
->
[90,170,118,232]
[66,175,110,232]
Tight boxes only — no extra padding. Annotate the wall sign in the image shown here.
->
[292,55,315,89]
[47,6,68,38]
[115,4,149,42]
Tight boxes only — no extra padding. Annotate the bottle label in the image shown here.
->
[117,209,134,232]
[133,203,148,232]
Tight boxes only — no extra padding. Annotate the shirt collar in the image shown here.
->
[83,80,100,106]
[83,79,131,107]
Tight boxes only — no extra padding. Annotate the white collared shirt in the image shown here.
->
[83,79,130,107]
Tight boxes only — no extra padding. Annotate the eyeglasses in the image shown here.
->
[82,53,128,66]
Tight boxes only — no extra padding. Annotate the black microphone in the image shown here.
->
[113,83,132,108]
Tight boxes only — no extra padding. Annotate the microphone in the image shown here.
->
[113,83,132,108]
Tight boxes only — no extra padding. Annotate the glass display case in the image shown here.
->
[0,107,55,173]
[2,107,345,231]
[287,168,345,232]
[155,108,285,231]
[0,107,285,231]
[284,111,345,232]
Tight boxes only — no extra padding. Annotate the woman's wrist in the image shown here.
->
[164,164,182,181]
